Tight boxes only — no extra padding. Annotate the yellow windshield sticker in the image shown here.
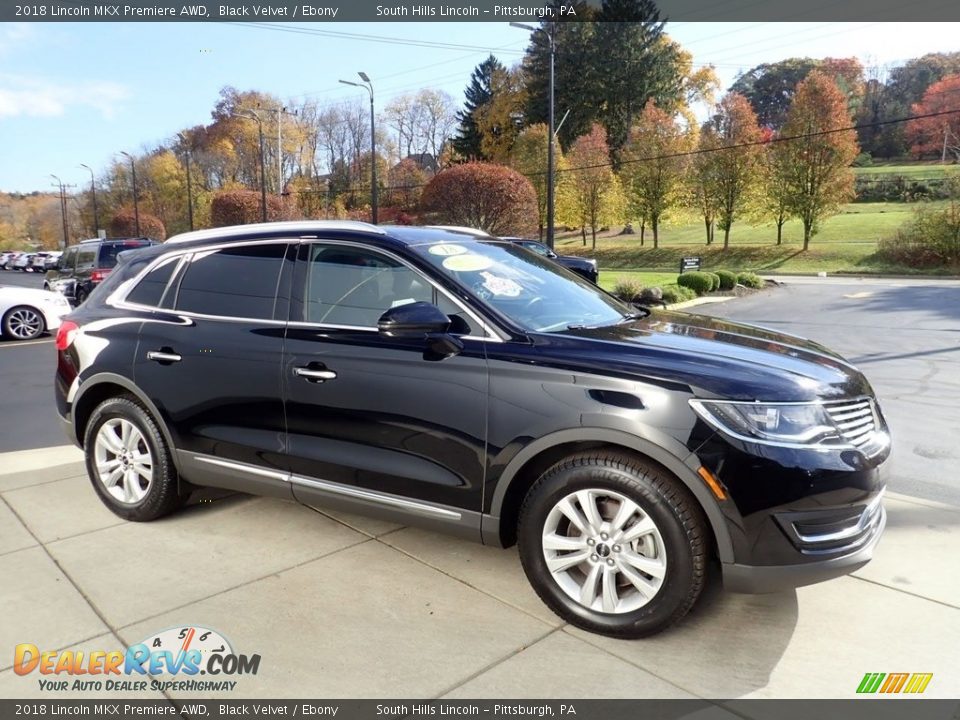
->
[442,254,493,272]
[428,243,468,256]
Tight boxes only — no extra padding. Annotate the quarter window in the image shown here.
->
[126,257,179,308]
[175,244,286,320]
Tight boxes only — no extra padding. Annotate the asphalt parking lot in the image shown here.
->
[1,273,958,700]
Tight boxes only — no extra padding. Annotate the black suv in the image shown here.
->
[502,237,599,284]
[54,222,888,637]
[45,237,156,305]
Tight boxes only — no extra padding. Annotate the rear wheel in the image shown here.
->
[74,288,88,306]
[84,396,189,521]
[518,451,708,638]
[2,306,45,340]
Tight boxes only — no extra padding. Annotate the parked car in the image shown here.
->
[55,221,889,638]
[502,237,599,284]
[45,237,156,305]
[0,284,71,340]
[41,251,63,271]
[13,253,36,271]
[0,252,21,269]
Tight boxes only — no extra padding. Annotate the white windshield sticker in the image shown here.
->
[442,254,493,272]
[480,271,522,297]
[390,298,416,308]
[429,243,468,256]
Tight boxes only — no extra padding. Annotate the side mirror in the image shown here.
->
[377,301,451,338]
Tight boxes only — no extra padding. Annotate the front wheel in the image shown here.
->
[84,396,189,521]
[518,451,708,638]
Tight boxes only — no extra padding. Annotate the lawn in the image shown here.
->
[853,162,959,178]
[556,202,956,276]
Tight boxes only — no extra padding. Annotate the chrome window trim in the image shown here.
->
[164,220,386,244]
[110,236,505,342]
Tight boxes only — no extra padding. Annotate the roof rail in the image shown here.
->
[164,220,386,244]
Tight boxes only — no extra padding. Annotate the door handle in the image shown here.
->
[294,366,337,382]
[146,350,182,363]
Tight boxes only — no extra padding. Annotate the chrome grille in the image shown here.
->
[824,398,878,448]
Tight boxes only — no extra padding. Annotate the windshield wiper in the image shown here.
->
[619,308,650,323]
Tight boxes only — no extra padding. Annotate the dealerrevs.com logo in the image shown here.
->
[14,625,261,693]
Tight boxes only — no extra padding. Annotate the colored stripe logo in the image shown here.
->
[857,672,933,694]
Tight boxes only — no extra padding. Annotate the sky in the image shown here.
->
[2,20,960,193]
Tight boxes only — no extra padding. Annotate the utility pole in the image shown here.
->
[49,175,75,250]
[120,151,140,236]
[339,72,378,224]
[259,104,298,195]
[512,18,556,248]
[238,111,268,222]
[177,132,195,231]
[79,164,99,236]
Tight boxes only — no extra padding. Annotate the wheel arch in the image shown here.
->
[71,373,181,474]
[482,428,734,563]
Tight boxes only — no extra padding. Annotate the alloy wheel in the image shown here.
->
[6,308,43,339]
[93,418,154,504]
[541,488,667,614]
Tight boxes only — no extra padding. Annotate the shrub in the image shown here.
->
[716,269,738,290]
[662,285,697,304]
[638,286,664,306]
[877,198,960,268]
[210,190,288,227]
[109,209,166,240]
[611,277,645,303]
[737,272,765,289]
[705,272,721,291]
[420,162,538,236]
[676,271,713,295]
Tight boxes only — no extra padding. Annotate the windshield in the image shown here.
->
[412,240,632,332]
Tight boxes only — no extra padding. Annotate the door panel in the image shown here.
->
[282,242,489,516]
[132,242,292,496]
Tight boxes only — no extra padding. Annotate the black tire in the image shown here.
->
[83,396,189,521]
[74,288,88,306]
[2,305,45,340]
[518,450,708,638]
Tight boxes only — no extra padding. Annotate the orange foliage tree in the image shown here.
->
[210,190,288,227]
[906,75,960,162]
[771,71,859,250]
[110,209,166,240]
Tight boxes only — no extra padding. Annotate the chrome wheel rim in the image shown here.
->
[94,419,153,504]
[7,308,42,339]
[542,489,667,614]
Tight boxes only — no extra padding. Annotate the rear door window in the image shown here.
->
[175,243,287,320]
[76,246,97,269]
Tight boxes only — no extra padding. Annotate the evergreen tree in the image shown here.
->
[452,55,505,160]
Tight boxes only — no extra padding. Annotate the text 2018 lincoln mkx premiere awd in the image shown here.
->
[54,221,888,637]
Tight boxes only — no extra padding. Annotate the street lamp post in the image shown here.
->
[511,20,556,249]
[339,72,378,224]
[238,111,268,222]
[50,174,69,250]
[79,164,99,236]
[177,133,195,231]
[119,151,140,236]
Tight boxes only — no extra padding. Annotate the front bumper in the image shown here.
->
[723,501,886,592]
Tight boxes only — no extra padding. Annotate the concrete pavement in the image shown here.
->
[1,446,958,700]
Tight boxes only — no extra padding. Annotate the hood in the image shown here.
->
[556,254,595,269]
[538,309,872,402]
[0,286,65,303]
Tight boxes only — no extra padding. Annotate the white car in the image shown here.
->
[0,285,72,340]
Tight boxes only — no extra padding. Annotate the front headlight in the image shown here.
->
[690,400,840,446]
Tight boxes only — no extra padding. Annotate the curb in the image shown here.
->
[668,296,739,310]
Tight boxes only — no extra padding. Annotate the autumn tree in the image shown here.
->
[566,124,619,246]
[475,66,527,162]
[110,209,166,240]
[420,162,537,236]
[620,102,692,248]
[510,123,572,241]
[386,158,427,211]
[452,56,505,160]
[906,75,960,162]
[758,138,792,245]
[773,71,859,250]
[690,125,721,245]
[702,93,764,248]
[209,190,288,227]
